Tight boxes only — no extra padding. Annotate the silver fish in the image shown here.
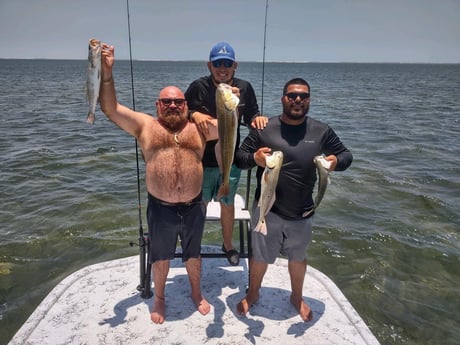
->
[86,38,101,124]
[254,151,284,235]
[215,83,239,199]
[303,155,331,217]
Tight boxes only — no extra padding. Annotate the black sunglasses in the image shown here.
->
[211,59,234,68]
[285,92,310,101]
[159,98,186,107]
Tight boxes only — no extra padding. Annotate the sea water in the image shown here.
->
[0,59,459,345]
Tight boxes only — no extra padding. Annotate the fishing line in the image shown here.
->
[126,0,152,299]
[126,0,141,220]
[260,0,269,115]
[246,0,269,207]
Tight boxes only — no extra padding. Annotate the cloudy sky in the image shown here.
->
[1,0,459,63]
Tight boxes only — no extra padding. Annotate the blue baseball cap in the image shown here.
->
[209,42,235,62]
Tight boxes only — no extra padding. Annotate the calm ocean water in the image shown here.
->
[0,59,459,345]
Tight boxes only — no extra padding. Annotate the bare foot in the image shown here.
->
[151,296,166,324]
[192,295,211,315]
[236,293,259,316]
[290,295,313,322]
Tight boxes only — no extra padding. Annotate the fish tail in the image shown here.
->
[254,220,268,235]
[302,209,314,218]
[87,111,95,124]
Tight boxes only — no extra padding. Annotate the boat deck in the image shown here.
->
[8,247,380,345]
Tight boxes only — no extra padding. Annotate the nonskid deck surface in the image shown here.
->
[9,246,380,345]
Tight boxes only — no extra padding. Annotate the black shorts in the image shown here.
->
[147,193,206,263]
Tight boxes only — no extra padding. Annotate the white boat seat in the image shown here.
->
[206,194,251,220]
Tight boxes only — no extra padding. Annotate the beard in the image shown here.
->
[282,102,309,121]
[212,70,235,85]
[158,110,186,132]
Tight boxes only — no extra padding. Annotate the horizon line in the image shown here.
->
[0,57,459,64]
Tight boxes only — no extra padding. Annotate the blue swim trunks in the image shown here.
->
[202,165,241,205]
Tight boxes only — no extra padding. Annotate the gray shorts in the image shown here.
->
[251,203,313,264]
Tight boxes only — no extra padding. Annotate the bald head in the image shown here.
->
[158,86,185,100]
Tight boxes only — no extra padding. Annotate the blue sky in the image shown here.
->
[0,0,459,63]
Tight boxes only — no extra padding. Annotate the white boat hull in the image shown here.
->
[8,246,380,345]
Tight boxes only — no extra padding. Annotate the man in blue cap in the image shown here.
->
[185,42,267,266]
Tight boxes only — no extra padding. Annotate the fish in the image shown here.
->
[86,38,102,124]
[303,154,331,217]
[215,83,239,199]
[254,151,284,235]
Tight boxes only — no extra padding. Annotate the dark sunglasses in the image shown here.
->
[285,92,310,101]
[159,98,186,107]
[211,59,234,68]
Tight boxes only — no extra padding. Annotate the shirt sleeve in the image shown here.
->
[322,127,353,171]
[185,80,211,115]
[240,82,261,126]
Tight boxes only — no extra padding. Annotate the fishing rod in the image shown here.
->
[260,0,269,116]
[126,0,153,299]
[245,0,269,208]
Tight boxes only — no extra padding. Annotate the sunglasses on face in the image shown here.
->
[211,59,234,68]
[285,92,310,101]
[159,98,186,107]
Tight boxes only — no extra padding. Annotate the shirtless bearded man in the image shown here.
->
[99,43,218,324]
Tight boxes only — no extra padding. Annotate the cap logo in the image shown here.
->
[218,46,229,54]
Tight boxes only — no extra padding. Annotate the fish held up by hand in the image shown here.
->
[302,155,332,218]
[254,151,284,235]
[86,38,102,124]
[215,83,239,200]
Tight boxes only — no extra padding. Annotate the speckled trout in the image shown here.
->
[255,151,284,235]
[303,154,331,218]
[215,83,239,199]
[86,38,101,124]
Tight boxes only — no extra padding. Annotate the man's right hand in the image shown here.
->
[254,147,272,167]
